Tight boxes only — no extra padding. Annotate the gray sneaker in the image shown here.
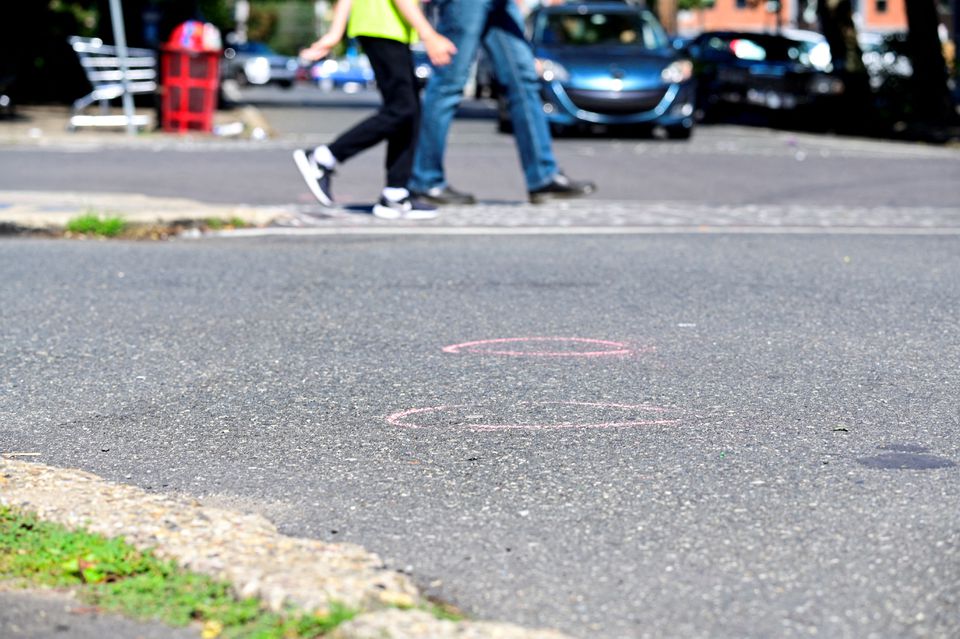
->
[528,172,596,204]
[412,185,476,205]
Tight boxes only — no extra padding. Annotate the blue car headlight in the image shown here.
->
[536,58,570,83]
[661,60,693,84]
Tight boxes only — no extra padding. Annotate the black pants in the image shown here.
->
[328,36,419,189]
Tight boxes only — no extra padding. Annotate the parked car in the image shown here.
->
[410,44,433,90]
[311,54,375,93]
[500,1,696,137]
[0,72,14,118]
[474,49,498,99]
[685,31,844,122]
[858,31,912,90]
[222,41,299,88]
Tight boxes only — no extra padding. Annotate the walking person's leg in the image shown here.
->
[293,36,424,208]
[366,38,436,219]
[482,4,556,192]
[483,0,595,203]
[409,0,492,204]
[380,44,420,190]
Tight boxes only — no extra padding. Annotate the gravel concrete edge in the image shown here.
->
[0,190,287,229]
[0,458,572,639]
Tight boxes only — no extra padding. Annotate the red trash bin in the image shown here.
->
[160,21,222,133]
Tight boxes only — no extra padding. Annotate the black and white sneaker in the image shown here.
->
[292,148,334,206]
[372,196,438,220]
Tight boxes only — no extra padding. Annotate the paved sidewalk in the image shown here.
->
[3,189,959,235]
[0,190,284,230]
[3,104,959,235]
[0,104,271,147]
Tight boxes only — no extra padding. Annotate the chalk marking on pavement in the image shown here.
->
[442,337,638,358]
[386,402,681,431]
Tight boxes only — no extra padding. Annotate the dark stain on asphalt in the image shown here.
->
[857,444,956,470]
[385,279,598,291]
[879,443,931,453]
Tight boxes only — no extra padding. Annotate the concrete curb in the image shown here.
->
[0,190,287,230]
[0,458,572,639]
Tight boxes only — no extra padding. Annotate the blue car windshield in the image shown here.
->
[538,11,668,49]
[238,42,274,55]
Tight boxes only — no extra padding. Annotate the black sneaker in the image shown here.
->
[293,149,334,206]
[528,172,596,204]
[412,185,476,205]
[372,196,438,220]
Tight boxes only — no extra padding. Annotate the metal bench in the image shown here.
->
[68,36,158,130]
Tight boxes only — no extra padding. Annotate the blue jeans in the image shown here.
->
[410,0,558,193]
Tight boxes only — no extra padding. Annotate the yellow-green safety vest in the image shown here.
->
[347,0,418,44]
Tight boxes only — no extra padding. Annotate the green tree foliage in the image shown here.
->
[0,2,96,102]
[678,0,716,10]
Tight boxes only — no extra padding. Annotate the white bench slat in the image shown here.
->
[68,36,160,130]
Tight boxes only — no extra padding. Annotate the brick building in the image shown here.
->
[677,0,908,36]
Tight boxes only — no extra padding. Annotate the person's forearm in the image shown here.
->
[391,0,438,41]
[327,0,353,39]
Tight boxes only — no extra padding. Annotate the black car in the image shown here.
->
[686,31,844,122]
[0,60,15,117]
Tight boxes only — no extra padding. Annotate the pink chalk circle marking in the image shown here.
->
[386,401,681,431]
[441,337,639,358]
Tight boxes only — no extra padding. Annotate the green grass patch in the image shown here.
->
[421,600,465,622]
[65,212,127,237]
[0,507,358,637]
[204,217,249,231]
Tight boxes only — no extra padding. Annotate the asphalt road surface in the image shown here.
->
[1,90,957,211]
[0,589,196,639]
[2,89,959,638]
[2,231,959,638]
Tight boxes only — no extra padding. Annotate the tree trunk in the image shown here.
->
[904,0,954,123]
[657,0,679,36]
[816,0,865,75]
[816,0,871,131]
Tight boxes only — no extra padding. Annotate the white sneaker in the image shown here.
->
[372,196,438,220]
[292,149,334,206]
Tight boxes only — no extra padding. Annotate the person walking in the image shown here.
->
[294,0,456,219]
[409,0,596,205]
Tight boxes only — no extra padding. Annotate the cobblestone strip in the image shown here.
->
[7,190,956,235]
[0,459,572,639]
[285,200,960,230]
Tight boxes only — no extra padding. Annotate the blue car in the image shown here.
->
[499,1,696,138]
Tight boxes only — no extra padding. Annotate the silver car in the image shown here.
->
[222,41,299,88]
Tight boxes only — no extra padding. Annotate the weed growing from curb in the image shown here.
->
[0,507,358,637]
[204,217,249,231]
[65,212,127,237]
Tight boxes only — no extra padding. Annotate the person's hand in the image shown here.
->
[423,32,457,67]
[300,34,340,62]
